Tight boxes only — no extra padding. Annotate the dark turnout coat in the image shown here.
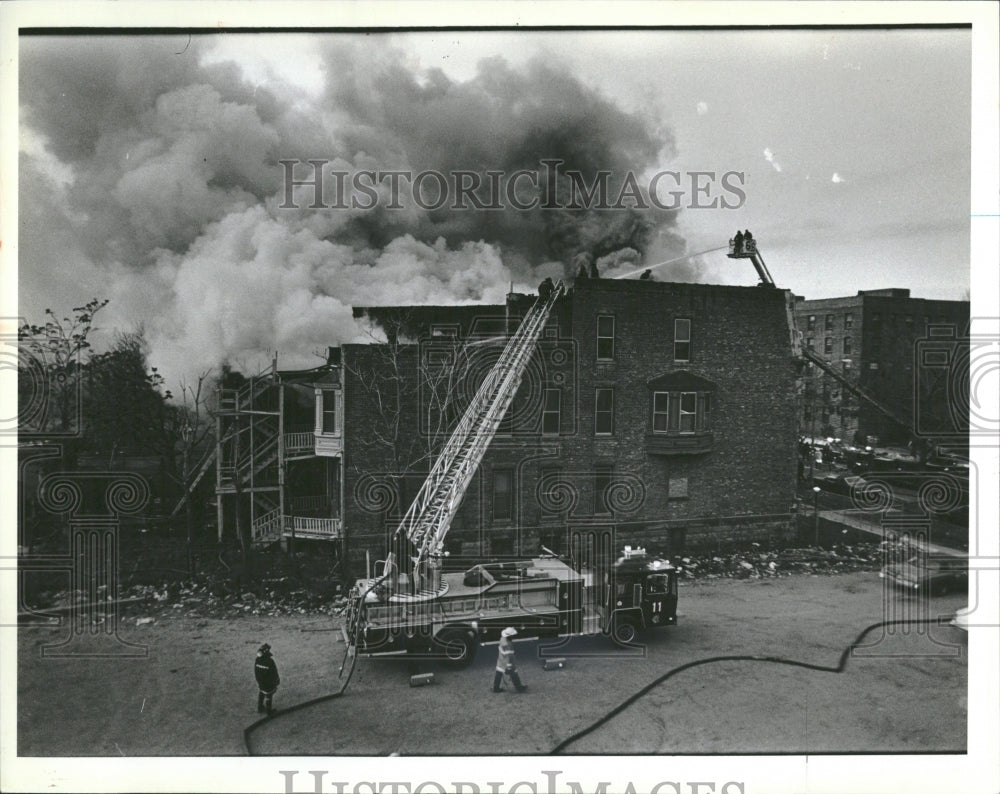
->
[254,651,280,693]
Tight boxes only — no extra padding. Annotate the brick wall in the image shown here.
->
[341,279,800,568]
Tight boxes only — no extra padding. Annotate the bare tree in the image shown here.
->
[345,313,480,541]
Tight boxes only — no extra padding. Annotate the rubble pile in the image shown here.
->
[27,542,889,619]
[672,542,885,581]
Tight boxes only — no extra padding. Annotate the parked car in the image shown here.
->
[879,553,968,595]
[812,473,868,496]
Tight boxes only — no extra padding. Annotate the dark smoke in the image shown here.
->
[19,35,688,385]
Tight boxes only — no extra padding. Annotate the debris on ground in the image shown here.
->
[25,541,895,619]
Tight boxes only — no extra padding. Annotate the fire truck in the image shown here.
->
[342,280,678,670]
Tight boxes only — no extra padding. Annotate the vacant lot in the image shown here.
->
[18,571,967,756]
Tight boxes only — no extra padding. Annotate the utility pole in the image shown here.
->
[812,485,822,548]
[182,422,195,578]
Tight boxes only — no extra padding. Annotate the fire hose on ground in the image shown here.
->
[242,617,953,755]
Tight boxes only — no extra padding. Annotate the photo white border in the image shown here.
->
[1,2,997,793]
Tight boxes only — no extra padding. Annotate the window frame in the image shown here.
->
[541,387,561,435]
[594,387,615,435]
[674,318,692,362]
[678,391,697,433]
[596,315,615,361]
[652,391,670,433]
[321,390,338,434]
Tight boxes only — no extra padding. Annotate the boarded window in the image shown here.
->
[493,469,513,522]
[594,464,613,515]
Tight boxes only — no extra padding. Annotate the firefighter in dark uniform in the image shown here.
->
[254,643,280,714]
[538,277,555,301]
[733,230,744,254]
[492,627,527,693]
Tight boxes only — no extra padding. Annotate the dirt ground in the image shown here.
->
[17,570,968,757]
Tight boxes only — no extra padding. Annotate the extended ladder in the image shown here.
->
[389,281,566,584]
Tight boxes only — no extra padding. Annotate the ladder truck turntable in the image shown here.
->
[342,280,678,671]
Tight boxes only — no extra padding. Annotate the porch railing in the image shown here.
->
[284,516,342,539]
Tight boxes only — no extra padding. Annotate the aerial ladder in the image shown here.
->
[380,279,567,599]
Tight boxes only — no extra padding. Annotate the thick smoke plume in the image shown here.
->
[20,35,687,387]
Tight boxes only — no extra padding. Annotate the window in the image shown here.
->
[845,313,854,329]
[824,337,833,355]
[322,390,338,433]
[542,388,561,434]
[843,336,852,355]
[805,337,814,350]
[698,393,712,431]
[493,469,513,522]
[652,392,669,432]
[430,324,458,338]
[597,315,614,360]
[594,464,613,515]
[674,318,691,362]
[869,362,879,370]
[679,392,697,432]
[824,314,834,331]
[652,390,711,433]
[595,388,614,434]
[807,315,816,331]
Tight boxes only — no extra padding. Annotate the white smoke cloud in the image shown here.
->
[19,36,687,389]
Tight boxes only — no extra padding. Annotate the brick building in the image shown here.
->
[215,277,802,567]
[793,289,969,446]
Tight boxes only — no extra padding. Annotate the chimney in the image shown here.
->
[327,346,342,366]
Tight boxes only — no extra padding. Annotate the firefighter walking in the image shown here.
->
[254,643,280,715]
[492,627,527,693]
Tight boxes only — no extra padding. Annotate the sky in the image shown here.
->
[16,27,973,389]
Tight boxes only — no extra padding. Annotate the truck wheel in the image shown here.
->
[612,617,638,645]
[436,629,478,667]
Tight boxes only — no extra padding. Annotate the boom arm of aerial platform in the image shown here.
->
[384,280,567,591]
[727,235,776,287]
[728,234,914,439]
[799,345,913,437]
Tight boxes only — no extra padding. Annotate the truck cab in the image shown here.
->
[604,547,678,643]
